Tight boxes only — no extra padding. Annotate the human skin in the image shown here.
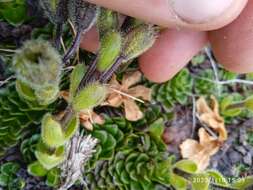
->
[80,0,253,83]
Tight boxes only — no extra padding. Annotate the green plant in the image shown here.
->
[0,0,28,26]
[20,134,40,163]
[0,162,25,190]
[194,69,217,96]
[28,161,60,187]
[151,68,193,110]
[13,39,62,105]
[0,84,51,157]
[85,118,173,190]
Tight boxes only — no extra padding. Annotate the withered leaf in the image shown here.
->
[104,71,151,121]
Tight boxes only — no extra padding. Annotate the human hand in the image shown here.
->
[80,0,252,82]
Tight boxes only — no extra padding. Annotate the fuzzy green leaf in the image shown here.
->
[169,172,188,190]
[46,168,60,187]
[28,161,48,177]
[64,114,79,140]
[174,160,198,174]
[69,64,86,100]
[244,96,253,112]
[41,113,65,148]
[35,146,65,170]
[230,176,253,189]
[97,31,122,72]
[73,83,107,112]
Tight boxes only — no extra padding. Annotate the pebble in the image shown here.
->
[243,153,252,166]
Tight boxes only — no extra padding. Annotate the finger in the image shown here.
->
[209,0,253,73]
[139,29,207,83]
[80,26,100,53]
[85,0,248,31]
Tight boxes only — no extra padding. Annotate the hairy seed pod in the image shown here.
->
[122,24,159,62]
[72,83,107,112]
[41,113,65,148]
[97,8,119,37]
[13,40,62,105]
[97,31,122,72]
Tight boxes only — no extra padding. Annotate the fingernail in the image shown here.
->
[170,0,234,23]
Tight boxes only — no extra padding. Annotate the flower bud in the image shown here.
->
[41,113,65,148]
[97,31,122,72]
[13,40,62,105]
[97,8,119,37]
[73,83,107,112]
[122,24,158,62]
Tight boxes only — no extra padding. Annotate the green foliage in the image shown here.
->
[85,117,173,190]
[0,0,28,26]
[0,162,25,190]
[41,113,66,147]
[69,63,86,101]
[36,112,79,169]
[220,93,243,118]
[35,142,65,170]
[13,40,62,105]
[0,84,51,157]
[151,68,193,110]
[21,134,40,163]
[28,161,60,187]
[194,69,216,96]
[28,161,48,177]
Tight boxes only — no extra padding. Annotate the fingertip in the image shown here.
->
[209,0,253,74]
[80,26,100,53]
[139,29,207,83]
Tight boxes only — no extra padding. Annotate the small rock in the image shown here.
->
[228,151,242,164]
[243,153,252,166]
[236,146,247,155]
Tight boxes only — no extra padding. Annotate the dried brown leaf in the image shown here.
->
[104,71,151,121]
[180,96,227,171]
[79,111,105,131]
[196,96,227,141]
[180,128,220,171]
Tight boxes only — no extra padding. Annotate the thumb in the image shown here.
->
[85,0,247,31]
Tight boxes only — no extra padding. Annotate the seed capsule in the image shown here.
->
[122,24,158,62]
[97,31,122,72]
